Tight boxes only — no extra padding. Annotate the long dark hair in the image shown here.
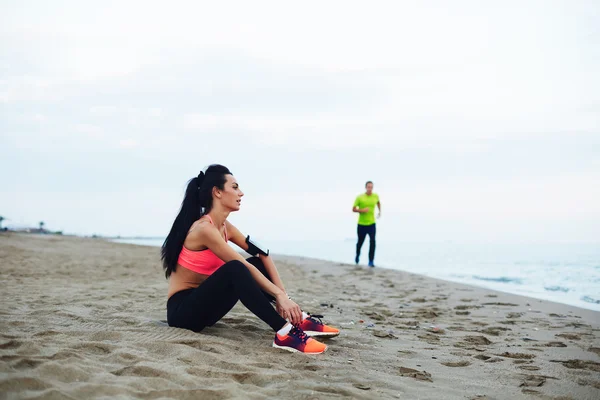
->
[161,164,232,278]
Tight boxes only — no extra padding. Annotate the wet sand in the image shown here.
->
[1,233,599,399]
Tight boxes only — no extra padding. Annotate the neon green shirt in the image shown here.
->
[354,193,379,226]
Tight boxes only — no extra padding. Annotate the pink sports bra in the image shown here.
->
[177,215,228,276]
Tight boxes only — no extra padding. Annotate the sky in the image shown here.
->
[1,0,599,243]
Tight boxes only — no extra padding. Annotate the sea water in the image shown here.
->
[113,238,600,312]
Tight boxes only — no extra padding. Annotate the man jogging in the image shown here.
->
[352,181,381,267]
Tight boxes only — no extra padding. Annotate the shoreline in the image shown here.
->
[1,233,599,399]
[109,235,600,313]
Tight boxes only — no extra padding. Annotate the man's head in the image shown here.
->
[365,181,373,195]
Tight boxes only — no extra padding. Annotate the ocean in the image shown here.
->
[113,238,600,312]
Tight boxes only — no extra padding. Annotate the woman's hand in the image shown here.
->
[275,293,302,325]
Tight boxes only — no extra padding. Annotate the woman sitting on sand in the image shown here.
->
[161,164,339,354]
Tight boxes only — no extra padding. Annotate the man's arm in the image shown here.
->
[377,201,381,218]
[352,205,370,213]
[353,197,369,213]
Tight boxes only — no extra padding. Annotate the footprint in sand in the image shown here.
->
[478,327,511,336]
[0,377,51,392]
[541,341,567,348]
[294,363,320,372]
[0,340,22,350]
[173,339,205,351]
[112,365,171,378]
[411,297,428,303]
[362,310,386,321]
[463,336,493,346]
[588,347,600,356]
[398,350,417,357]
[12,358,44,370]
[454,305,482,311]
[230,372,276,387]
[576,378,600,389]
[71,342,114,355]
[505,312,524,319]
[521,389,541,395]
[379,309,395,317]
[32,330,61,337]
[564,321,590,328]
[518,365,540,371]
[352,383,371,390]
[519,375,546,388]
[494,352,535,360]
[372,330,398,339]
[555,333,580,340]
[550,359,600,372]
[418,334,441,344]
[441,360,471,367]
[416,309,439,319]
[112,352,141,362]
[399,366,433,382]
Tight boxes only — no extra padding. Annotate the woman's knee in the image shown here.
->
[221,260,249,276]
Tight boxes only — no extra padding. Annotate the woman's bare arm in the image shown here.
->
[190,222,301,324]
[225,221,287,294]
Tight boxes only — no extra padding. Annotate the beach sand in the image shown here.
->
[1,233,599,399]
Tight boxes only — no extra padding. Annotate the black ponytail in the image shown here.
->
[161,164,232,278]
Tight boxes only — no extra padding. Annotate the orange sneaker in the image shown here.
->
[273,326,328,354]
[297,314,340,338]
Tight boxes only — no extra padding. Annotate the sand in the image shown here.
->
[1,233,599,399]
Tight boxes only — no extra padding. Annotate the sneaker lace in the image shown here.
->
[289,327,309,343]
[307,314,324,325]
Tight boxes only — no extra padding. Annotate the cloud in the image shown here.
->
[89,106,118,116]
[32,113,46,123]
[74,123,103,138]
[118,139,139,149]
[1,1,598,241]
[0,76,63,103]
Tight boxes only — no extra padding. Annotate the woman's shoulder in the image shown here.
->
[224,219,236,229]
[188,217,213,235]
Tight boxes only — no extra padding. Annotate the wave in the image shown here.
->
[581,295,600,304]
[472,275,523,284]
[544,286,570,293]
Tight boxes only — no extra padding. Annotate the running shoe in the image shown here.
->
[297,314,340,338]
[273,326,327,354]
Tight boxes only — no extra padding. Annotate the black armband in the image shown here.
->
[245,235,269,256]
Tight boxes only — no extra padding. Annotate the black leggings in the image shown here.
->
[167,257,286,332]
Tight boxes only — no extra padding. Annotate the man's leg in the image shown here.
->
[368,224,376,267]
[356,225,367,264]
